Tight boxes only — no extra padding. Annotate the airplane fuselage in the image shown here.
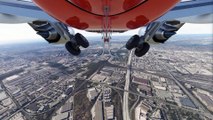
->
[33,0,179,31]
[1,0,212,57]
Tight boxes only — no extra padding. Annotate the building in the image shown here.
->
[135,101,151,120]
[152,81,166,91]
[156,89,173,100]
[151,109,162,119]
[9,112,25,120]
[132,76,150,86]
[110,73,123,83]
[103,88,111,102]
[87,88,99,101]
[138,85,152,96]
[168,85,182,94]
[0,92,8,101]
[91,74,106,82]
[105,105,114,120]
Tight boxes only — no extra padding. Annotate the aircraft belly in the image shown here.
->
[33,0,180,30]
[66,0,148,15]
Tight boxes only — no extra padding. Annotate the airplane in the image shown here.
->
[0,0,212,57]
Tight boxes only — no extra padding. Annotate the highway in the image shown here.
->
[167,71,213,119]
[122,50,133,120]
[159,61,213,119]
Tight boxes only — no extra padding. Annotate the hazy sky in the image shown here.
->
[0,23,212,45]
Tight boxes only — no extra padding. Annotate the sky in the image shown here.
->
[0,23,212,45]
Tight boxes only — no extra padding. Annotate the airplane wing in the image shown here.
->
[0,0,56,23]
[137,0,213,50]
[0,0,72,45]
[157,0,213,23]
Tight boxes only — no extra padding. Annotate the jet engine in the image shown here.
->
[152,29,176,43]
[152,21,184,43]
[126,21,185,57]
[29,20,90,56]
[36,29,61,43]
[138,21,184,44]
[29,21,73,44]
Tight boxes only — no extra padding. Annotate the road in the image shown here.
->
[123,50,133,120]
[160,63,213,119]
[167,71,213,118]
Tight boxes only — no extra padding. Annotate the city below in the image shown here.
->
[0,34,212,120]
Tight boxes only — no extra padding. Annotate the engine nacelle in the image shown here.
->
[37,29,61,43]
[29,21,61,43]
[153,29,176,43]
[29,21,74,44]
[141,21,184,44]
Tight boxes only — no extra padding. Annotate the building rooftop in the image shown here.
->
[132,76,150,86]
[0,92,8,101]
[106,105,114,120]
[91,74,106,82]
[138,85,152,96]
[87,88,99,101]
[156,89,173,99]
